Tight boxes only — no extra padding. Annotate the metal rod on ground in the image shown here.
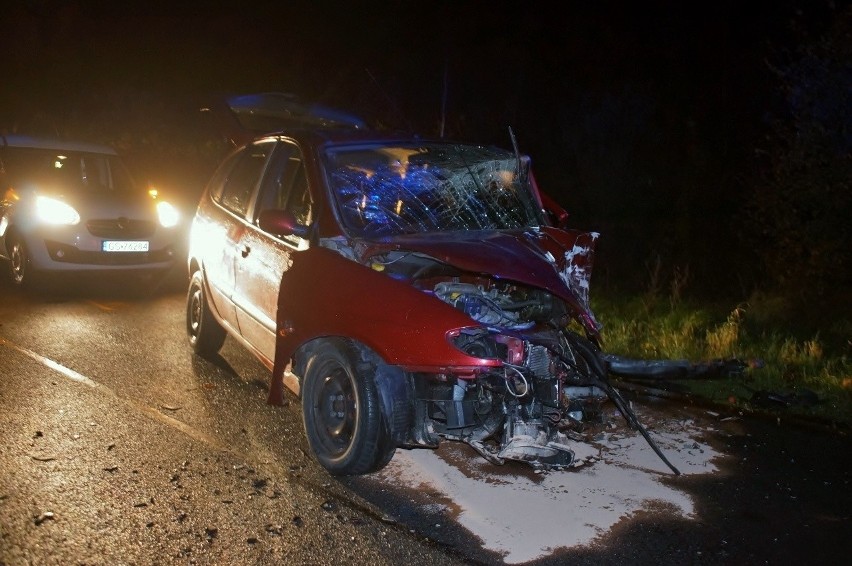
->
[600,381,682,476]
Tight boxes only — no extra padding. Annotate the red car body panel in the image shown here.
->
[267,244,505,404]
[274,245,501,370]
[266,227,599,405]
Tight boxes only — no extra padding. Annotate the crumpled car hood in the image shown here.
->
[361,226,600,327]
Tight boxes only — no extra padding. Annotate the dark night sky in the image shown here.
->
[3,0,847,295]
[2,0,823,134]
[2,1,820,177]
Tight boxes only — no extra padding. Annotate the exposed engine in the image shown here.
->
[346,246,687,474]
[420,277,611,469]
[432,281,555,329]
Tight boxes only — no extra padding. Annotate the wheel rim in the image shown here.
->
[313,367,357,457]
[10,239,25,284]
[188,287,203,340]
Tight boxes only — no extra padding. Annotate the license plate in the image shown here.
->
[102,240,149,252]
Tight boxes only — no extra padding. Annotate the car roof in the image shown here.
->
[226,92,368,131]
[0,134,118,155]
[253,127,503,152]
[266,127,416,145]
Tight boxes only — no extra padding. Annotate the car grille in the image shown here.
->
[87,219,156,239]
[45,241,175,266]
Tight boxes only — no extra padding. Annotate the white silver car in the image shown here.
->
[0,135,182,287]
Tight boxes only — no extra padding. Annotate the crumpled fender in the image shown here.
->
[268,246,500,404]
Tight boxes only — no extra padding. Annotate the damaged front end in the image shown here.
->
[332,237,683,473]
[430,323,609,469]
[309,141,704,473]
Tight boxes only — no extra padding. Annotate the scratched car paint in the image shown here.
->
[186,94,695,476]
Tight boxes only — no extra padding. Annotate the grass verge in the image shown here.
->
[591,292,852,428]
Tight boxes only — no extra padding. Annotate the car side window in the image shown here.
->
[256,142,312,232]
[219,141,274,217]
[208,151,241,201]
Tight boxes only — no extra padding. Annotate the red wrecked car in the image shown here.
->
[186,94,718,476]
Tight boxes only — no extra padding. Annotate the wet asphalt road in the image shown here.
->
[1,268,851,565]
[0,270,471,566]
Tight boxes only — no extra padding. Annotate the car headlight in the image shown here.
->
[35,196,80,225]
[447,328,500,360]
[156,201,180,228]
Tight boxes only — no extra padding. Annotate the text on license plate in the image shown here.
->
[102,240,149,252]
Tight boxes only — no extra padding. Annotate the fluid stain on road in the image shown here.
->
[375,406,724,564]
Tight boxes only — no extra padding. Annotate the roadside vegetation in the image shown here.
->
[593,287,852,428]
[587,11,851,430]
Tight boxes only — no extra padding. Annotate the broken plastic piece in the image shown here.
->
[603,355,759,380]
[34,511,55,525]
[750,388,821,408]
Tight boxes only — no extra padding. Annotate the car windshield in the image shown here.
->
[324,142,544,237]
[1,147,136,192]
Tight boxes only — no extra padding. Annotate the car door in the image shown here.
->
[232,140,313,364]
[0,151,11,259]
[202,140,275,333]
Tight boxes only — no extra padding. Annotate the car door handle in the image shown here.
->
[240,245,251,258]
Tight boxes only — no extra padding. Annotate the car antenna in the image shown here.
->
[365,68,413,132]
[440,61,449,138]
[508,126,522,179]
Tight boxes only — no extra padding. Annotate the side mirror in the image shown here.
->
[258,209,311,239]
[539,191,570,230]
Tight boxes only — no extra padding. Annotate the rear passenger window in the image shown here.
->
[219,141,274,217]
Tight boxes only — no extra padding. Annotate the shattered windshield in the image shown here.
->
[324,143,544,237]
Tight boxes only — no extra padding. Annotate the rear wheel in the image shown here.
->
[186,270,226,357]
[301,339,394,475]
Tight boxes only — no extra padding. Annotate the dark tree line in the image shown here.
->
[741,6,851,314]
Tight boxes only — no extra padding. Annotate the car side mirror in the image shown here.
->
[258,209,311,239]
[544,206,570,230]
[542,200,569,230]
[538,191,570,230]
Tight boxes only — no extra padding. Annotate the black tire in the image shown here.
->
[301,339,394,475]
[186,270,226,357]
[7,232,37,287]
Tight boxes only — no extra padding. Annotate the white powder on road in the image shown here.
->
[377,410,724,563]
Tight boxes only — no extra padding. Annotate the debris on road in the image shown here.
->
[29,454,56,462]
[33,511,55,525]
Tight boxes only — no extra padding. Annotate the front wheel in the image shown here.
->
[301,339,394,475]
[7,233,37,287]
[186,270,226,357]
